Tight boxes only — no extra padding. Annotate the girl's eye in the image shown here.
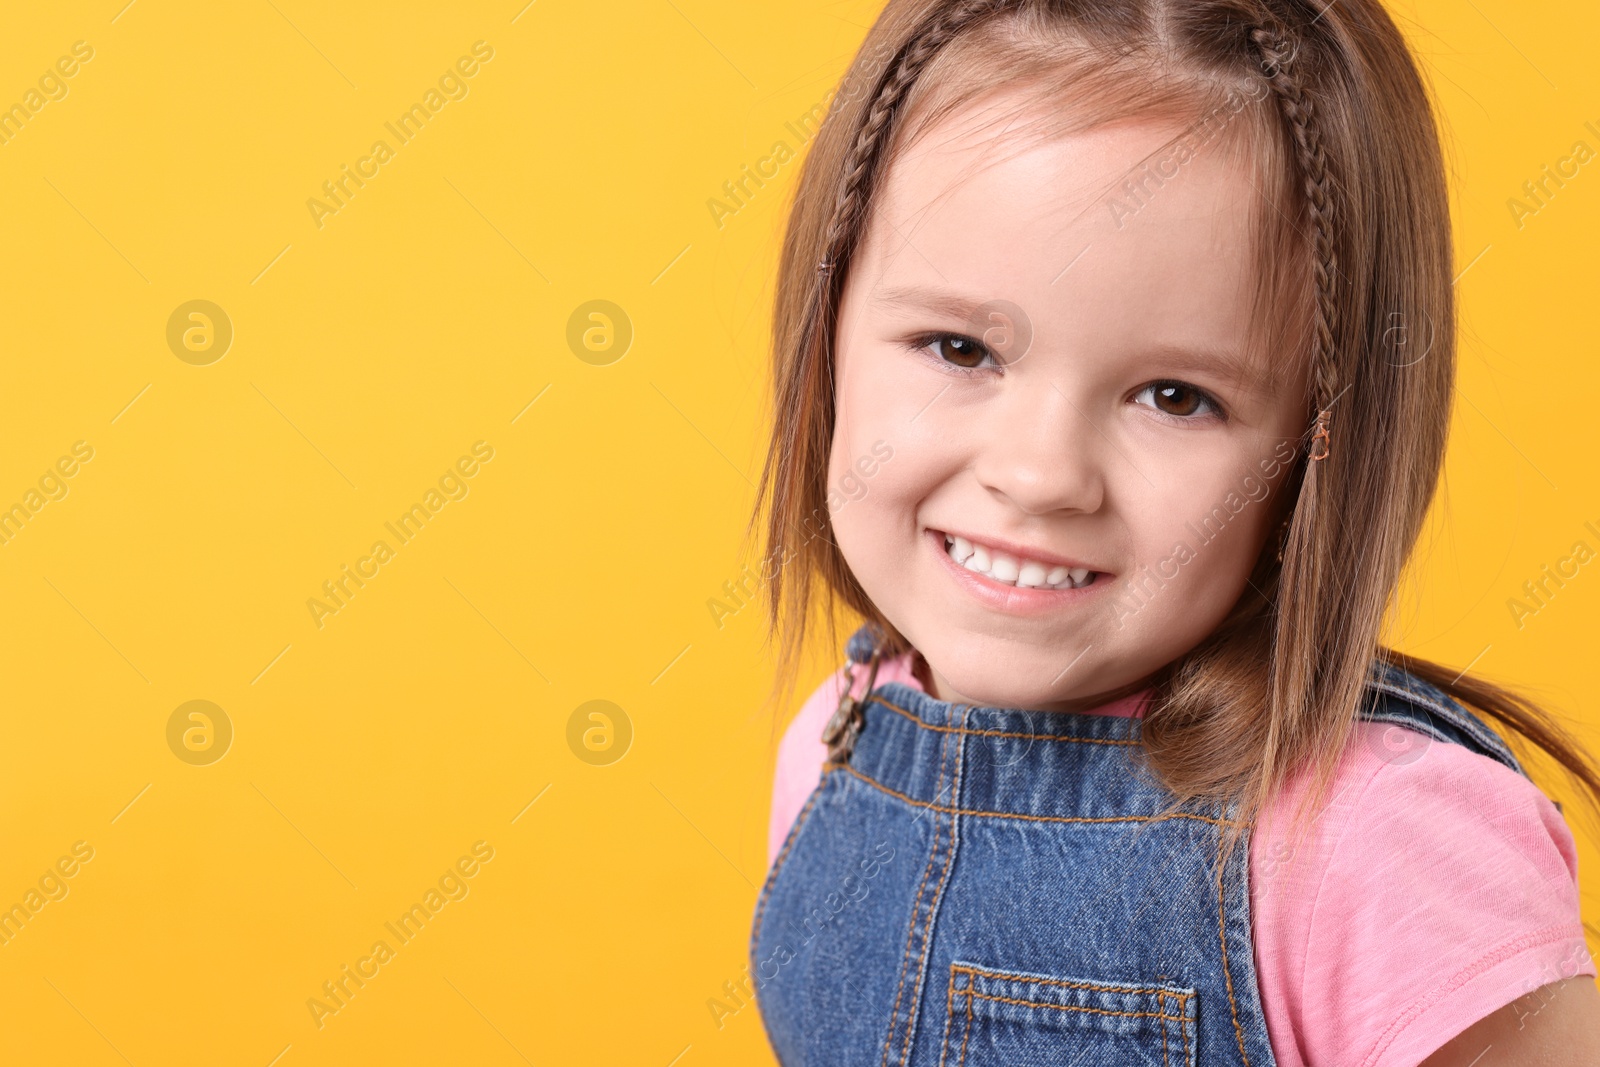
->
[905,332,997,374]
[1133,381,1223,420]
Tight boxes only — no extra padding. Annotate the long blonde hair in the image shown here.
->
[749,0,1600,858]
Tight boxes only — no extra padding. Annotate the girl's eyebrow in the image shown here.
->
[870,284,989,321]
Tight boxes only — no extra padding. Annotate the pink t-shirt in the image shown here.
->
[765,651,1596,1066]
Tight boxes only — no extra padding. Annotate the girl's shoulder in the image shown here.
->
[1252,670,1593,1067]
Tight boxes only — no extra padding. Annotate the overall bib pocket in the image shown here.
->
[940,960,1197,1067]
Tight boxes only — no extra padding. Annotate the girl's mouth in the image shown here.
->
[936,530,1101,590]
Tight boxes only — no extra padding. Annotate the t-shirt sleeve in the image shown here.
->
[1252,720,1595,1067]
[765,667,847,872]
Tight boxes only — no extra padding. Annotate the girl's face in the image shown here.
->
[828,89,1310,712]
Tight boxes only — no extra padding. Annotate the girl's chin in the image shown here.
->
[915,638,1160,713]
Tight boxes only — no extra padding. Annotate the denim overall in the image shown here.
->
[751,625,1527,1066]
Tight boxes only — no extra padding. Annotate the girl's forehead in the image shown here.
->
[864,120,1262,310]
[881,99,1255,231]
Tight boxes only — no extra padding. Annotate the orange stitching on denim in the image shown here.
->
[948,964,1180,999]
[1180,992,1193,1066]
[938,964,957,1067]
[828,762,1237,829]
[947,965,1195,1046]
[751,786,824,953]
[1181,1009,1189,1066]
[966,991,1190,1022]
[960,986,973,1067]
[898,706,967,1067]
[1216,831,1252,1066]
[1159,990,1170,1067]
[880,718,951,1067]
[873,695,1139,745]
[941,964,975,1067]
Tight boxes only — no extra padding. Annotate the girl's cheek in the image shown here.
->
[1120,467,1273,579]
[833,385,955,495]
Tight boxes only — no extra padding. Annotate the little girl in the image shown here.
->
[746,2,1600,1064]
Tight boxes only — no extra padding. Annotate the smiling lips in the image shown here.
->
[939,531,1099,590]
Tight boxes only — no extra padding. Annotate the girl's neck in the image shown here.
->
[909,649,1157,714]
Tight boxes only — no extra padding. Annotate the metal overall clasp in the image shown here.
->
[820,648,883,764]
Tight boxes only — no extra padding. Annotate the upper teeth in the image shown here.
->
[944,534,1093,589]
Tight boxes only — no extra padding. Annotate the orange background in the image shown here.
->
[0,1,1595,1063]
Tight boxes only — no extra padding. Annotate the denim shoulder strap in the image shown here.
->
[1359,659,1528,778]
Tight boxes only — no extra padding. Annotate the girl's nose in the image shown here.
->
[969,383,1107,516]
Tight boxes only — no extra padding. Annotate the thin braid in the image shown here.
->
[1248,23,1340,446]
[816,0,1013,277]
[1244,12,1350,851]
